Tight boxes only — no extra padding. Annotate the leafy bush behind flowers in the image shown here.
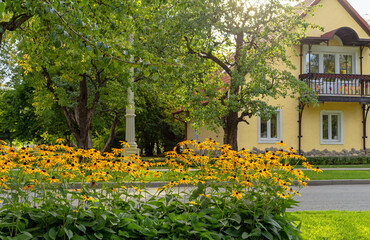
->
[0,138,320,239]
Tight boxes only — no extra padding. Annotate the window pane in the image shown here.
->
[261,119,267,138]
[270,114,277,138]
[323,54,335,74]
[340,55,352,74]
[331,114,339,140]
[322,115,329,139]
[305,53,319,73]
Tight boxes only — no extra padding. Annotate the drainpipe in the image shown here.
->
[360,46,365,153]
[298,102,305,155]
[300,43,303,75]
[298,43,304,155]
[360,46,364,75]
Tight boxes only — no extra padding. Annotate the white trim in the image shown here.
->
[320,110,343,145]
[303,45,359,74]
[258,109,283,144]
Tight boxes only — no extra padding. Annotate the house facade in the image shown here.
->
[182,0,370,155]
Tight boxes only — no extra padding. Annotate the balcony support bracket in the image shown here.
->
[362,104,370,153]
[298,101,306,155]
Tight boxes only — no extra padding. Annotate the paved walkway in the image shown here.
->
[290,184,370,211]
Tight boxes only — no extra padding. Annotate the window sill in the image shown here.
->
[320,140,343,145]
[258,139,281,144]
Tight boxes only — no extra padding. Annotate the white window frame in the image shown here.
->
[320,110,343,145]
[258,110,282,143]
[303,45,358,74]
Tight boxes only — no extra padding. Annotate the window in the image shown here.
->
[258,110,282,143]
[320,111,343,144]
[304,45,358,74]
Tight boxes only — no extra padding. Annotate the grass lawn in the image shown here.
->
[305,170,370,180]
[290,211,370,240]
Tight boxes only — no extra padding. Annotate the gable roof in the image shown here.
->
[303,0,370,36]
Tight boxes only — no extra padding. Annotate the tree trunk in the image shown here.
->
[223,111,239,150]
[101,112,119,153]
[43,68,101,150]
[59,75,97,150]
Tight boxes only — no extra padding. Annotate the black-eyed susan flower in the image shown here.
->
[230,190,244,200]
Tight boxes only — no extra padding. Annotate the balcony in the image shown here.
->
[299,73,370,103]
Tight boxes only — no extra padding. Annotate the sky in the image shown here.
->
[347,0,370,22]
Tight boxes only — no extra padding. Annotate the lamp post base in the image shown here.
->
[123,147,140,157]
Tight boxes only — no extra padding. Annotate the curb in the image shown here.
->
[306,179,370,186]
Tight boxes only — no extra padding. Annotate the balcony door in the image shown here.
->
[305,52,354,74]
[304,45,358,95]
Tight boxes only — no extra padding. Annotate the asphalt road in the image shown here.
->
[289,184,370,211]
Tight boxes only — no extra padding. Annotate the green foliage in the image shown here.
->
[136,80,184,155]
[291,156,370,165]
[0,78,41,143]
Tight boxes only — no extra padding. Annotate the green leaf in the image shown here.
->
[0,2,6,15]
[71,235,88,240]
[75,223,86,233]
[16,232,33,240]
[152,73,159,80]
[49,227,58,240]
[262,230,274,240]
[224,228,239,237]
[64,227,73,240]
[94,233,103,240]
[127,222,143,232]
[144,69,150,78]
[230,213,241,224]
[242,232,250,239]
[190,181,205,200]
[118,230,130,237]
[54,40,62,48]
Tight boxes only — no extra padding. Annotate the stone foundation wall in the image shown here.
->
[250,147,370,157]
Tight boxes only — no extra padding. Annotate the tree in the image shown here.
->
[153,0,319,150]
[135,80,184,156]
[6,7,134,149]
[2,0,163,150]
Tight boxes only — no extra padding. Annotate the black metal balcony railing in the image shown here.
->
[299,73,370,96]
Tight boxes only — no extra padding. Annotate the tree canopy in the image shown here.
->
[0,0,320,151]
[152,0,319,149]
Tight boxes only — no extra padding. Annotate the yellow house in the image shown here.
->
[178,0,370,156]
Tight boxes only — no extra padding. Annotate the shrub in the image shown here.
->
[289,156,370,166]
[0,139,318,239]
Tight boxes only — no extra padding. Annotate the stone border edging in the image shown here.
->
[306,179,370,186]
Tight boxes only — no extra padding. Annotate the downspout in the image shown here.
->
[298,42,304,155]
[300,43,303,75]
[360,46,367,153]
[360,46,364,75]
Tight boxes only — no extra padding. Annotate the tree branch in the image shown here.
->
[184,36,232,76]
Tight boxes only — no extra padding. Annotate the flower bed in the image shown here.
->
[0,139,318,239]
